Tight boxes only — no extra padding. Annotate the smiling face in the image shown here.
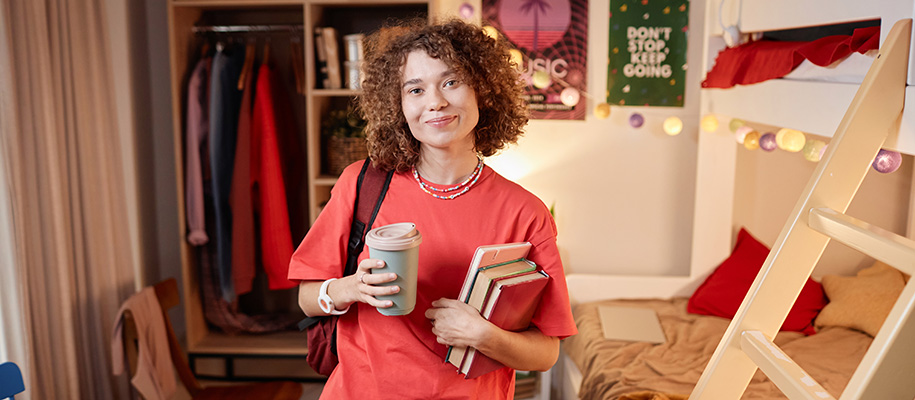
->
[400,50,480,156]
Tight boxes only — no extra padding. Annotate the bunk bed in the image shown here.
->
[557,1,915,398]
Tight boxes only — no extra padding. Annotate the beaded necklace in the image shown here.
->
[412,156,484,200]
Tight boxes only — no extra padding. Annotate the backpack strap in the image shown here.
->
[345,159,394,276]
[297,159,393,331]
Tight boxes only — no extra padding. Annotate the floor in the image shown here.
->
[298,382,325,400]
[172,380,325,399]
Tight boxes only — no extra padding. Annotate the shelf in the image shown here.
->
[314,175,339,185]
[188,329,308,356]
[310,88,360,97]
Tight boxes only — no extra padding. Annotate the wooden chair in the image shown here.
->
[121,278,303,400]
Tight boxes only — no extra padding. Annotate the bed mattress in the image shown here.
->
[563,298,872,399]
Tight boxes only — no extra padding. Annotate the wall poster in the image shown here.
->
[483,0,589,120]
[607,0,689,107]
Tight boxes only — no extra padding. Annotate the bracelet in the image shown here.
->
[318,278,350,315]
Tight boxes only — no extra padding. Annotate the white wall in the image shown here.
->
[490,0,706,276]
[733,129,914,278]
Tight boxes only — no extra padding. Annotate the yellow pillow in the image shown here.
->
[814,261,907,337]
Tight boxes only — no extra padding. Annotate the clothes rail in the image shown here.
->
[192,24,303,33]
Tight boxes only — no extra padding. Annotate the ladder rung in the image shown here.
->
[740,330,836,400]
[808,207,915,276]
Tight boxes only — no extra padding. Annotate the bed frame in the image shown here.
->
[557,1,915,398]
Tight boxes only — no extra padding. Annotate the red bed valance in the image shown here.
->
[702,26,880,89]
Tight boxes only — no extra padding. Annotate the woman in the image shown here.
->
[288,19,577,399]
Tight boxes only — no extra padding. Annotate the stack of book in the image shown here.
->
[446,242,550,379]
[314,26,342,89]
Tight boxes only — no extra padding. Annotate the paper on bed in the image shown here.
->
[598,305,666,344]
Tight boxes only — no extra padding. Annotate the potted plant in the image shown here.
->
[323,105,368,175]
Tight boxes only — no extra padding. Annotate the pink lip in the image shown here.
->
[425,116,456,127]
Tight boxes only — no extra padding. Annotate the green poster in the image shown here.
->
[607,0,689,107]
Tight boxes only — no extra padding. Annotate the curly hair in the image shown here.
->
[356,18,529,172]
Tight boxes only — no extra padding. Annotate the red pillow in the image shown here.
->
[687,227,828,335]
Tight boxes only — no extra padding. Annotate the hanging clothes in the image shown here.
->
[250,63,298,291]
[209,45,245,302]
[185,58,211,246]
[231,45,257,297]
[201,173,298,334]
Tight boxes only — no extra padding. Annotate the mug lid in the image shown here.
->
[365,222,422,251]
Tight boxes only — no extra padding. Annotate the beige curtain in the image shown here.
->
[0,0,136,399]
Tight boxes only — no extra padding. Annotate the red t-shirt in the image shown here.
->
[288,160,577,399]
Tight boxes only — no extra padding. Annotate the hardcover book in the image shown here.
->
[447,242,532,368]
[460,270,549,379]
[315,26,341,89]
[313,27,329,88]
[457,242,532,303]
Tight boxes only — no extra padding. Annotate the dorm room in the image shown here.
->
[558,1,914,399]
[3,0,914,399]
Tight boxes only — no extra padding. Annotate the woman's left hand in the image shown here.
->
[424,298,491,348]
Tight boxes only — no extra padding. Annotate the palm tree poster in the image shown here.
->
[483,0,588,120]
[607,0,689,107]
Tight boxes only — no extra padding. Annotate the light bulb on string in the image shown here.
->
[560,87,581,106]
[482,25,500,40]
[729,118,745,132]
[458,2,475,19]
[743,130,760,150]
[663,116,683,135]
[759,132,776,151]
[872,149,902,173]
[629,113,645,128]
[700,115,719,132]
[776,128,806,152]
[802,140,826,162]
[734,125,753,144]
[531,70,551,89]
[594,103,611,119]
[542,71,610,119]
[509,49,523,68]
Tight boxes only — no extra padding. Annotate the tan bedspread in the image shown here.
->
[563,298,872,400]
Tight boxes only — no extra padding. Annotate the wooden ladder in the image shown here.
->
[691,18,915,400]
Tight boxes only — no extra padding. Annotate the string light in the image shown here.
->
[714,117,903,174]
[729,118,746,132]
[776,128,806,152]
[873,149,902,173]
[802,139,826,162]
[560,87,581,106]
[700,115,719,132]
[735,125,753,144]
[743,130,760,150]
[663,116,683,135]
[759,132,777,151]
[629,113,645,128]
[594,103,611,119]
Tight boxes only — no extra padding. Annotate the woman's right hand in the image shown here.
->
[332,258,400,310]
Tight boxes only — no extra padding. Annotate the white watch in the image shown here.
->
[318,278,350,315]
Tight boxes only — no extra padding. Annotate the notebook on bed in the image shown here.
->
[598,305,667,344]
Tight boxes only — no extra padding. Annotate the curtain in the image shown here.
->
[0,0,136,398]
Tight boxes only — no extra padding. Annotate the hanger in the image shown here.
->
[290,36,305,94]
[238,38,256,90]
[262,37,271,67]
